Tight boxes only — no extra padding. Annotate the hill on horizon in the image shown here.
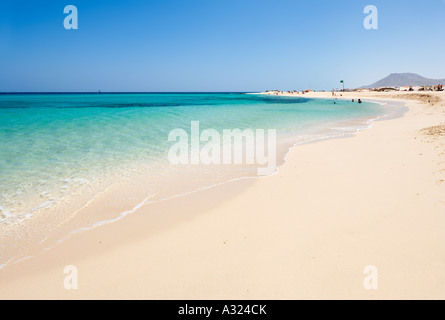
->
[361,73,445,88]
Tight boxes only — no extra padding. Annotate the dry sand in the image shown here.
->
[0,91,444,300]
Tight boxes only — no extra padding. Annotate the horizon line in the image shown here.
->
[0,91,261,95]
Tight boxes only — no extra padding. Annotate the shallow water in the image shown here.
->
[0,93,385,227]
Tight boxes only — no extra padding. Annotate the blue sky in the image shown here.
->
[1,0,444,92]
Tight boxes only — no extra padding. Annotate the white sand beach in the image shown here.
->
[0,92,444,300]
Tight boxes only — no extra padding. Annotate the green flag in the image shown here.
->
[340,80,344,83]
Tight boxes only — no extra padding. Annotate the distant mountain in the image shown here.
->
[361,73,445,88]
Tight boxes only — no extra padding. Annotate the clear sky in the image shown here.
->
[1,0,444,92]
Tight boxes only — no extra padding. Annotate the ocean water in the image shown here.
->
[0,93,387,264]
[0,93,385,225]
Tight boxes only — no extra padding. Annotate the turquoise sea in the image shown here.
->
[0,93,382,223]
[0,93,385,234]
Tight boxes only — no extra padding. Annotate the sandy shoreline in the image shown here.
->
[0,92,444,299]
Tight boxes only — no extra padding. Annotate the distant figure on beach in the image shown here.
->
[352,99,355,102]
[358,99,362,104]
